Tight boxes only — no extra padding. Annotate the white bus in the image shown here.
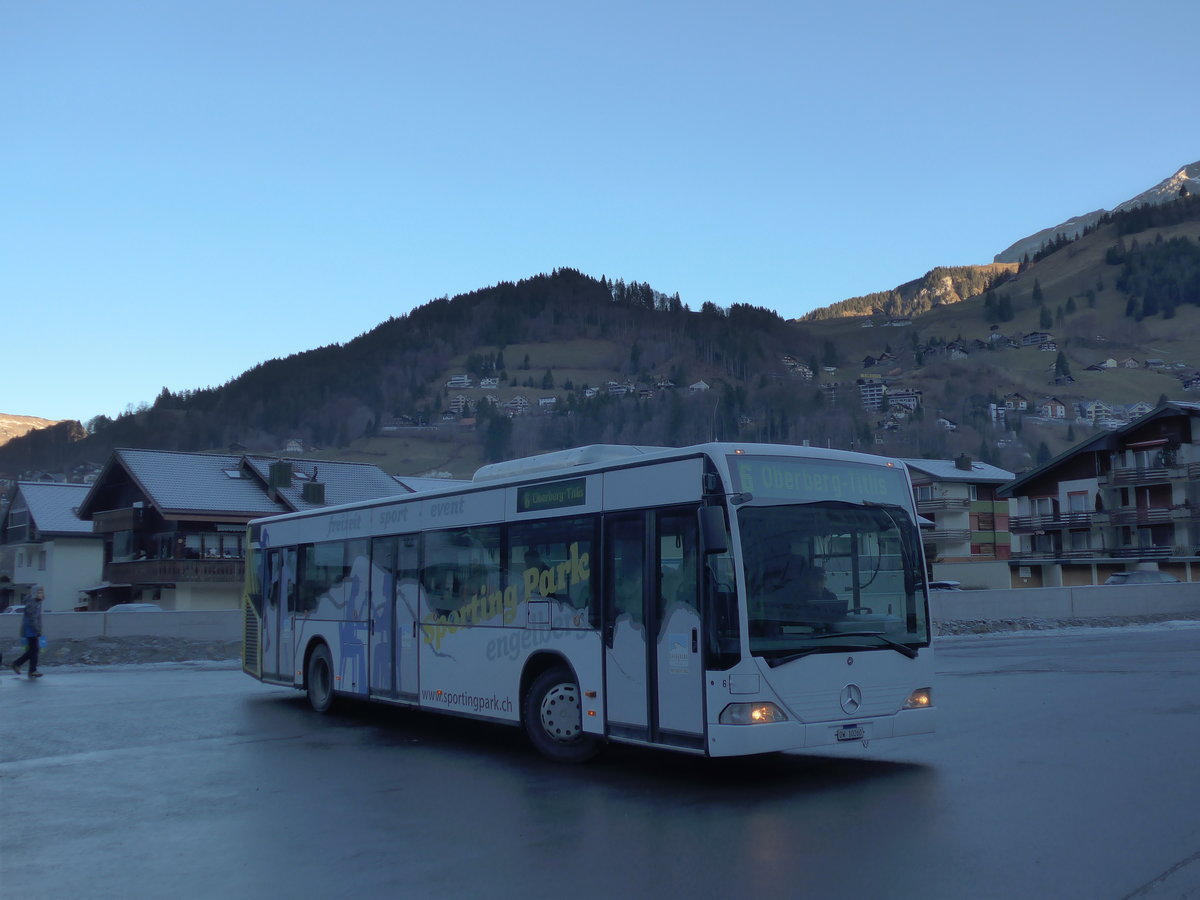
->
[241,442,935,761]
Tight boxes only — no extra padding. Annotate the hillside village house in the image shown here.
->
[0,482,104,612]
[72,449,425,610]
[902,457,1015,589]
[999,401,1200,586]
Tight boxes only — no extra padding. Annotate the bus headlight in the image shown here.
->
[719,702,788,725]
[902,688,932,709]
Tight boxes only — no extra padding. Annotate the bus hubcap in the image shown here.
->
[539,683,582,743]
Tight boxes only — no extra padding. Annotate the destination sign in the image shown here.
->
[729,456,911,506]
[518,478,586,513]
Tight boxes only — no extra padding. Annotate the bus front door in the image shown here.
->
[604,510,705,750]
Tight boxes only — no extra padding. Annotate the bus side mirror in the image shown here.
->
[699,506,728,555]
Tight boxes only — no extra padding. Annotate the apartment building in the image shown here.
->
[902,456,1015,589]
[999,401,1200,586]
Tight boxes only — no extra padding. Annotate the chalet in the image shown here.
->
[1124,401,1154,419]
[688,380,711,393]
[1021,332,1053,346]
[379,415,417,432]
[71,450,413,610]
[480,377,499,389]
[862,355,878,368]
[445,374,472,388]
[1039,341,1058,352]
[1038,397,1067,419]
[654,378,676,389]
[538,396,557,407]
[449,394,469,413]
[936,417,958,431]
[0,482,103,612]
[1004,393,1029,412]
[1077,400,1113,424]
[1118,357,1140,368]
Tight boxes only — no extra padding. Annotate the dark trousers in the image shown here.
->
[13,636,39,673]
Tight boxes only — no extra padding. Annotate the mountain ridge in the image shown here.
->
[994,160,1200,264]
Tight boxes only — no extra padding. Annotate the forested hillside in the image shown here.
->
[5,195,1200,481]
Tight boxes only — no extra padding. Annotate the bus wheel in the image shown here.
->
[523,667,599,763]
[306,643,336,714]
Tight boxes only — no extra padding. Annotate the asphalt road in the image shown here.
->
[2,624,1199,900]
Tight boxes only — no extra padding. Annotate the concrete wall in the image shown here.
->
[2,585,1198,644]
[0,609,243,641]
[928,583,1200,621]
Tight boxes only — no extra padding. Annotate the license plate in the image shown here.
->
[836,725,865,742]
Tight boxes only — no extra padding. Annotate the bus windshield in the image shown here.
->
[738,499,928,664]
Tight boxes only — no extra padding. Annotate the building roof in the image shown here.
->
[12,482,94,536]
[241,456,415,510]
[998,401,1200,497]
[393,475,469,492]
[77,448,418,522]
[900,458,1015,484]
[94,449,286,519]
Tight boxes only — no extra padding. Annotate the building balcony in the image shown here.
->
[1010,511,1097,533]
[1011,547,1099,561]
[916,498,971,512]
[1106,545,1174,559]
[930,529,972,542]
[1108,507,1175,526]
[91,507,145,533]
[1108,466,1169,486]
[105,557,245,585]
[1011,546,1176,562]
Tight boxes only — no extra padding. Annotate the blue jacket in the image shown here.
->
[22,599,43,638]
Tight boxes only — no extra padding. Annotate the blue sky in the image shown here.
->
[4,0,1197,424]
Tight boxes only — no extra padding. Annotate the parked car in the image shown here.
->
[106,603,164,612]
[1103,571,1181,585]
[928,580,962,591]
[3,605,25,614]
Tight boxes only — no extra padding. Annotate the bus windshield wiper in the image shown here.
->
[815,631,919,659]
[766,632,919,667]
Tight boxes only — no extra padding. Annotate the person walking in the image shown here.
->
[12,585,45,678]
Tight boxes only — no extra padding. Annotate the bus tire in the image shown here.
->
[523,666,600,763]
[306,643,336,714]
